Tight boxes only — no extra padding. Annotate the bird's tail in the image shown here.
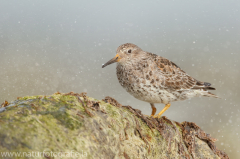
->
[205,91,220,98]
[193,81,220,98]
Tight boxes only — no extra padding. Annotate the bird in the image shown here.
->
[102,43,218,118]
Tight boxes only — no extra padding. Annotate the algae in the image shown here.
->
[0,92,228,159]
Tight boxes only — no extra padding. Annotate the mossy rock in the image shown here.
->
[0,92,228,159]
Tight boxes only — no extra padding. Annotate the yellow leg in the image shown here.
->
[150,103,156,116]
[154,103,171,118]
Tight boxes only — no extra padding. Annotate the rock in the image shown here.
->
[0,92,229,159]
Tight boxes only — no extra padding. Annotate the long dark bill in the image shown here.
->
[102,54,120,68]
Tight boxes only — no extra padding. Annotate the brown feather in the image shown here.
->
[150,53,217,91]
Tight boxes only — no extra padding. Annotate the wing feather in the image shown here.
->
[151,54,216,91]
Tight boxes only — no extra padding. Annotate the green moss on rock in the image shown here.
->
[0,92,228,159]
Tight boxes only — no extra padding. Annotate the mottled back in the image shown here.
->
[148,53,215,91]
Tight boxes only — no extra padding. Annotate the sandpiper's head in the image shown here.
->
[102,43,142,68]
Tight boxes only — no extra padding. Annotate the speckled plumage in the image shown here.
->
[102,43,218,117]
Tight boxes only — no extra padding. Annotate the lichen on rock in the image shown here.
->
[0,92,229,159]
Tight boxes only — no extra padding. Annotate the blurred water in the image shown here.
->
[0,1,239,158]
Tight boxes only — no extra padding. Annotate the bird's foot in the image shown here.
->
[151,103,171,118]
[151,115,161,118]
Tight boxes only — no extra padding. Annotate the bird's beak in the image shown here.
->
[102,54,121,68]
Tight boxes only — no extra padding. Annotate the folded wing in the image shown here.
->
[153,55,216,91]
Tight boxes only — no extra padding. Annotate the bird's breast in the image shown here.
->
[116,63,172,104]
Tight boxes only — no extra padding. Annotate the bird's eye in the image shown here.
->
[128,49,132,53]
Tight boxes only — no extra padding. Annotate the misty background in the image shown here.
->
[0,0,239,158]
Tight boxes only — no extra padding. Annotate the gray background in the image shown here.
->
[0,1,239,158]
